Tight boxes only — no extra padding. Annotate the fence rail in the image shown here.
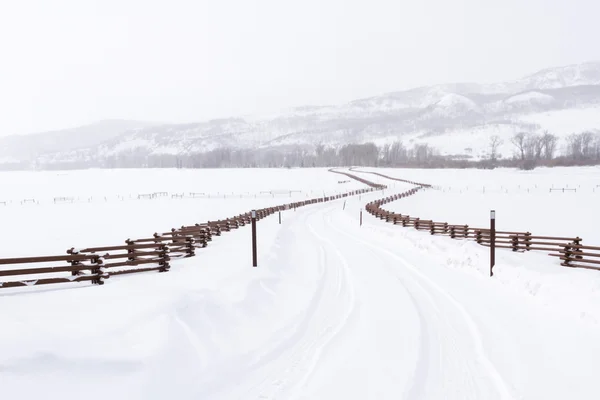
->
[6,166,595,291]
[353,168,600,272]
[1,172,384,290]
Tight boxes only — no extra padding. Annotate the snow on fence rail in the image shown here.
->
[357,171,600,272]
[0,172,384,291]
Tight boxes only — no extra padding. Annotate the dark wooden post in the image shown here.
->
[574,237,583,260]
[511,235,518,252]
[360,209,363,226]
[563,243,573,266]
[251,210,257,267]
[490,210,496,277]
[279,211,281,224]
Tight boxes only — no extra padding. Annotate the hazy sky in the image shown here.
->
[0,0,598,136]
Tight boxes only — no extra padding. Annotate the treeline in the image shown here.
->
[3,130,600,171]
[109,142,444,169]
[487,130,600,170]
[126,131,600,170]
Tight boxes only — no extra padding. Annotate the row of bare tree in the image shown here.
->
[5,131,598,171]
[488,130,600,169]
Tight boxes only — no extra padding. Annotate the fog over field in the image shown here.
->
[2,1,600,399]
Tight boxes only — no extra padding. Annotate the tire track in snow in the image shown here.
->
[323,210,516,400]
[188,205,358,400]
[245,209,357,400]
[280,216,359,400]
[239,241,333,399]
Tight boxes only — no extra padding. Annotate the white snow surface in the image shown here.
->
[504,91,555,105]
[0,168,364,257]
[404,105,600,160]
[354,166,600,244]
[517,106,600,135]
[405,124,520,159]
[2,168,600,399]
[431,93,481,115]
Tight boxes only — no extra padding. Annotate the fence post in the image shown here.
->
[563,243,573,266]
[279,211,281,224]
[490,210,496,277]
[574,237,583,260]
[360,209,363,226]
[158,244,170,272]
[510,235,518,252]
[251,210,257,267]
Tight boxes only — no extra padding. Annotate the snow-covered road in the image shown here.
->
[3,181,600,399]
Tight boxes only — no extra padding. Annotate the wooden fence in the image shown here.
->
[360,175,600,271]
[0,177,384,290]
[5,166,594,291]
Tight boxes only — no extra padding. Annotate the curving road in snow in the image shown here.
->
[2,173,600,399]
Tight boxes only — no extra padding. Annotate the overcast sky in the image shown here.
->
[0,0,598,136]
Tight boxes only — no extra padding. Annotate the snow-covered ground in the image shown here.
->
[518,106,600,135]
[354,166,600,244]
[2,167,600,399]
[399,105,600,160]
[402,123,520,160]
[0,168,363,257]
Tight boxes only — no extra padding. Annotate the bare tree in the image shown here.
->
[581,131,596,159]
[315,143,325,166]
[338,143,379,166]
[540,131,558,160]
[524,134,542,160]
[380,143,392,165]
[489,135,503,161]
[566,133,583,160]
[533,135,544,159]
[389,141,406,164]
[511,132,528,161]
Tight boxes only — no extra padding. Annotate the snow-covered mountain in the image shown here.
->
[4,62,600,168]
[0,119,157,165]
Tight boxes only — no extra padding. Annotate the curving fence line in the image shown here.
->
[0,175,384,290]
[4,166,597,292]
[348,167,432,188]
[347,168,600,271]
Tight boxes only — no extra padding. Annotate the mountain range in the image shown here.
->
[2,61,600,168]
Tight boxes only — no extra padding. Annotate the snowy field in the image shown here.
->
[2,167,600,399]
[0,168,364,257]
[354,166,600,245]
[398,106,600,160]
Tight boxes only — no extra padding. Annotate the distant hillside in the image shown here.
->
[0,119,157,164]
[3,62,600,169]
